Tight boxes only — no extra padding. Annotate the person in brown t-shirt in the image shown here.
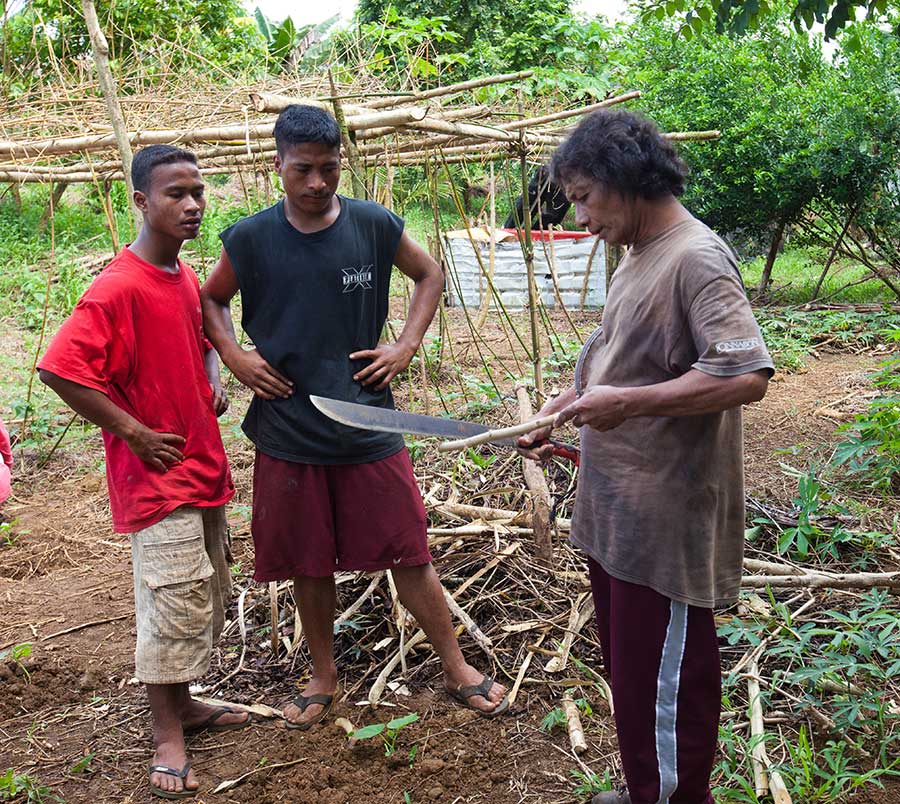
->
[520,110,773,804]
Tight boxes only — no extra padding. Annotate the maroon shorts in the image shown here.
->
[251,448,431,581]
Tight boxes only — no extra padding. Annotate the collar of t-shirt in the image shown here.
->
[276,196,349,241]
[123,245,186,283]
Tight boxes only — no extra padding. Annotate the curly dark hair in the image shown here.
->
[550,109,689,199]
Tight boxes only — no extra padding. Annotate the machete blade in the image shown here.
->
[309,395,516,444]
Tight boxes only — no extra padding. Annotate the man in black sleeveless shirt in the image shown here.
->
[201,105,508,727]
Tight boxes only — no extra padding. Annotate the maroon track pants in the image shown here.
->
[588,559,720,804]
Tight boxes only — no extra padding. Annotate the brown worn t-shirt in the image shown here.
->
[570,217,774,608]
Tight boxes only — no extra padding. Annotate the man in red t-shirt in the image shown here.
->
[39,146,246,799]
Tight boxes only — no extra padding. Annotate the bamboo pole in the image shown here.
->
[544,228,583,341]
[515,383,552,562]
[80,0,140,231]
[22,180,57,436]
[0,107,429,158]
[354,106,491,142]
[366,70,534,109]
[562,691,588,754]
[579,236,602,310]
[438,415,557,452]
[747,661,793,804]
[249,91,366,115]
[498,91,641,131]
[328,69,366,200]
[475,164,496,330]
[519,132,544,401]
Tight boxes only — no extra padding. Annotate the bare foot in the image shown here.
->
[150,740,198,796]
[182,699,250,732]
[283,670,338,727]
[444,663,507,713]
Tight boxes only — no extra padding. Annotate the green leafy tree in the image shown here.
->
[352,0,614,97]
[608,14,900,294]
[636,0,899,40]
[3,0,265,79]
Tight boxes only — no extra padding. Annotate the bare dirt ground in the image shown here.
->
[0,310,896,804]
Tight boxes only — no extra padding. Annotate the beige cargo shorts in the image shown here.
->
[131,505,231,685]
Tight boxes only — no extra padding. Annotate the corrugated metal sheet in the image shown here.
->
[444,235,605,310]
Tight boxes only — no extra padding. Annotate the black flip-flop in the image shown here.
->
[448,675,510,719]
[284,692,335,731]
[183,705,251,735]
[149,763,196,800]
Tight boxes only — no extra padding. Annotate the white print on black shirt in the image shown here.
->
[715,338,761,353]
[342,266,374,293]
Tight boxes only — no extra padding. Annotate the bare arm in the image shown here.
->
[38,370,185,472]
[556,369,770,431]
[200,248,293,400]
[350,231,444,391]
[203,347,228,416]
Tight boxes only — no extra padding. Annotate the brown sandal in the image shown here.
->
[284,692,335,731]
[448,675,510,719]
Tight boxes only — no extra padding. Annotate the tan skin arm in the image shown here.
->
[200,249,294,400]
[203,348,228,415]
[38,370,185,472]
[350,231,444,390]
[518,369,769,461]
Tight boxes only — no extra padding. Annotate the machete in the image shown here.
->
[310,395,579,464]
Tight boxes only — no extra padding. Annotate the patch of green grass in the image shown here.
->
[740,247,890,304]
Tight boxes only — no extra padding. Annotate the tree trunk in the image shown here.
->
[328,69,367,200]
[757,218,787,296]
[38,183,66,234]
[80,0,140,233]
[811,204,860,301]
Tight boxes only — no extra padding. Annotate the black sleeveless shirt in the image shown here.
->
[220,196,406,464]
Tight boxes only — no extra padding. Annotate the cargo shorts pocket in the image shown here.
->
[142,533,214,641]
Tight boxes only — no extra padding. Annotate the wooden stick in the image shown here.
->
[748,661,793,804]
[516,383,552,561]
[0,107,428,158]
[545,593,594,673]
[367,70,534,109]
[268,582,279,654]
[329,69,366,200]
[580,236,602,310]
[453,542,521,598]
[741,572,900,589]
[519,125,544,401]
[41,613,129,641]
[509,630,546,707]
[747,663,770,798]
[498,91,641,131]
[432,501,522,522]
[441,585,495,658]
[438,414,556,452]
[742,558,804,576]
[335,571,384,627]
[248,91,365,115]
[80,0,140,230]
[562,691,588,754]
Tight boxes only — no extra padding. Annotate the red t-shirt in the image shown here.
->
[39,248,234,533]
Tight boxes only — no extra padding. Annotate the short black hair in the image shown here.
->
[274,105,341,154]
[551,109,689,199]
[131,145,198,193]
